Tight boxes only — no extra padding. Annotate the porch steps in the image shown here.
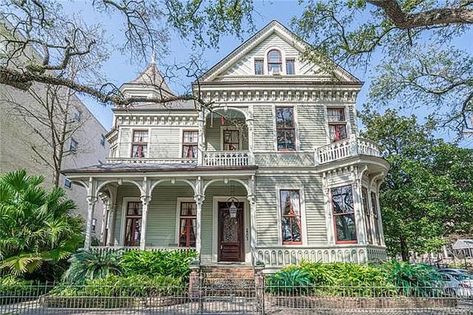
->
[200,265,256,297]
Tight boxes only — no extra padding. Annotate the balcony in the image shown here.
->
[107,157,196,164]
[203,150,253,166]
[315,137,381,165]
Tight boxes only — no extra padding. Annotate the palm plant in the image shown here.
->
[0,170,83,276]
[63,250,122,284]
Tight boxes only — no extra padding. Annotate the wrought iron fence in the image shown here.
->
[1,281,472,314]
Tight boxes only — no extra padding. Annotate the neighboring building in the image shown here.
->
[0,83,109,240]
[62,21,389,269]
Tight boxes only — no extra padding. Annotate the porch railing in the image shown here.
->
[255,245,387,268]
[89,246,193,255]
[106,157,197,164]
[203,150,254,166]
[315,136,382,165]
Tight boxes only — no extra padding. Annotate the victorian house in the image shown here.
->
[62,21,389,269]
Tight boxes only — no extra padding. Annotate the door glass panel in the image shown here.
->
[222,211,238,242]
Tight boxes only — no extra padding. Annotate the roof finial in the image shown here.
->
[150,51,156,64]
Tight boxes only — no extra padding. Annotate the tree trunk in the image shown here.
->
[400,235,409,261]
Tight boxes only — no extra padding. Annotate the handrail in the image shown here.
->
[315,136,381,165]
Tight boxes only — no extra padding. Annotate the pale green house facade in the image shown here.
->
[63,21,389,270]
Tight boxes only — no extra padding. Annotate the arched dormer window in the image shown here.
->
[267,49,282,74]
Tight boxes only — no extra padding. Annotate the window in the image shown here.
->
[179,202,197,247]
[362,187,373,244]
[327,108,348,142]
[267,49,282,74]
[223,129,239,151]
[371,192,381,244]
[276,107,296,151]
[100,134,106,147]
[124,201,142,246]
[69,138,78,153]
[286,59,295,75]
[64,178,72,189]
[254,58,264,75]
[331,185,357,243]
[73,109,82,122]
[91,218,97,232]
[280,190,302,244]
[131,130,148,158]
[182,130,198,158]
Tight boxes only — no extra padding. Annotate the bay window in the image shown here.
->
[371,192,381,244]
[362,187,373,244]
[182,130,198,158]
[178,202,197,247]
[131,130,148,158]
[276,106,296,151]
[331,185,357,243]
[280,190,302,244]
[124,201,142,246]
[327,108,348,142]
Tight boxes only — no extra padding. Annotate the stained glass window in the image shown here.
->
[280,190,302,244]
[331,185,357,243]
[125,201,142,246]
[276,107,296,151]
[179,202,196,247]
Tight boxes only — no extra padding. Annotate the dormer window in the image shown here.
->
[267,49,282,74]
[286,59,295,75]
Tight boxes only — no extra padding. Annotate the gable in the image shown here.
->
[199,20,360,84]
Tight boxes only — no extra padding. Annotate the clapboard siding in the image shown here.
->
[255,174,327,246]
[253,105,275,151]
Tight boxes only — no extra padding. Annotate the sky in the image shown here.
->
[71,0,473,145]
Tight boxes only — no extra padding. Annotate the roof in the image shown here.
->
[129,61,174,95]
[113,99,197,111]
[452,239,473,250]
[61,163,258,174]
[197,20,361,84]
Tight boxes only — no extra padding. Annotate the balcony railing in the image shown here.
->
[203,150,253,167]
[107,157,196,164]
[315,136,381,165]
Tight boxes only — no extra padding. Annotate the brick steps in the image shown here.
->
[200,265,256,297]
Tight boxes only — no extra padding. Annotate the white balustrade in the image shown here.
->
[255,245,387,268]
[106,157,197,164]
[89,246,193,255]
[203,151,253,166]
[315,137,381,165]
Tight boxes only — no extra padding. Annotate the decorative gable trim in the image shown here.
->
[198,20,361,84]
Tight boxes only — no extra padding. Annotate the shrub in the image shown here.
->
[51,274,184,297]
[266,268,313,295]
[121,250,197,281]
[62,250,122,284]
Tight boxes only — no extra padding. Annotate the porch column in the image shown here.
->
[84,196,97,250]
[198,109,206,165]
[375,183,386,246]
[99,194,110,245]
[194,194,205,259]
[140,195,151,250]
[248,194,257,264]
[107,204,116,246]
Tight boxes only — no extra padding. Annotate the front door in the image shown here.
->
[218,202,244,262]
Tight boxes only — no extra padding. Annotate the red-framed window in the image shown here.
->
[362,187,373,244]
[124,201,142,246]
[223,129,240,151]
[327,108,348,142]
[131,130,148,158]
[182,130,198,158]
[280,190,302,244]
[371,192,381,245]
[179,202,197,247]
[331,185,357,244]
[276,107,296,151]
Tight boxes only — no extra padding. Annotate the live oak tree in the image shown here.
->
[0,0,255,109]
[293,0,473,135]
[360,109,473,261]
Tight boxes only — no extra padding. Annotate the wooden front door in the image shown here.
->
[218,202,244,262]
